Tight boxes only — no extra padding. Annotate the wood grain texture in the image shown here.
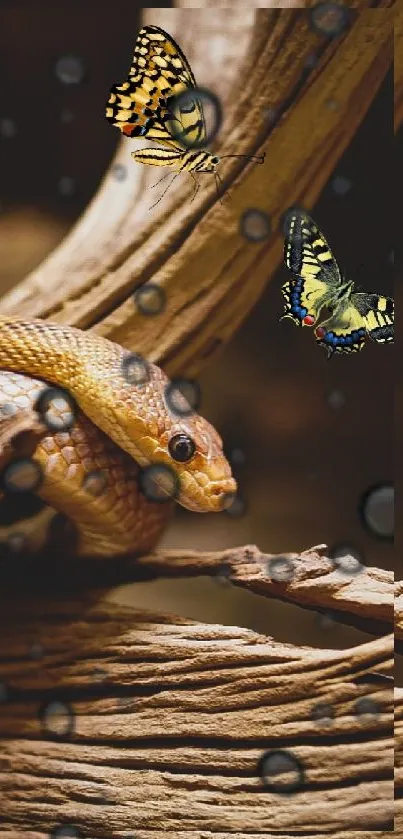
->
[0,595,395,835]
[1,543,393,633]
[0,3,394,381]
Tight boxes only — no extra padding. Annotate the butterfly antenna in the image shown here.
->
[220,152,266,164]
[149,172,180,210]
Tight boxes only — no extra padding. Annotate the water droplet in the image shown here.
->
[258,749,305,793]
[58,176,76,197]
[83,470,108,497]
[0,117,17,139]
[1,402,17,418]
[318,611,337,631]
[51,826,82,839]
[167,86,222,150]
[311,701,334,727]
[29,643,45,661]
[327,389,346,409]
[121,353,150,386]
[165,379,200,417]
[223,493,247,518]
[111,163,127,181]
[325,98,339,111]
[214,563,232,587]
[92,667,107,683]
[262,106,278,125]
[354,696,380,722]
[55,55,86,85]
[7,532,27,554]
[309,3,352,37]
[229,447,246,466]
[267,556,295,582]
[134,283,166,316]
[1,458,43,494]
[39,700,75,739]
[35,386,77,432]
[305,52,319,68]
[360,484,394,540]
[60,108,75,124]
[139,464,179,504]
[240,209,271,242]
[329,544,364,576]
[331,175,352,196]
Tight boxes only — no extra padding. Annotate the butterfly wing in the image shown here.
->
[314,292,394,358]
[106,25,206,149]
[353,293,394,344]
[282,210,342,327]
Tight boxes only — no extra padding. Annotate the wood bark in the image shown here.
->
[0,585,397,836]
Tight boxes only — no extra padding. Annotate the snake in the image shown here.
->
[0,317,236,557]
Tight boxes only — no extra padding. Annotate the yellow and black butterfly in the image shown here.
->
[280,208,394,358]
[105,25,265,203]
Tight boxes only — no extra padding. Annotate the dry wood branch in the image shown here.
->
[0,594,395,835]
[0,3,394,380]
[0,544,393,638]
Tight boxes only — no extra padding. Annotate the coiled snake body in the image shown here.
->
[0,317,236,556]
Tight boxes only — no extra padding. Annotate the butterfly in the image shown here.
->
[105,25,265,204]
[280,209,394,358]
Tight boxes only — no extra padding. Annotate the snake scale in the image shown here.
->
[0,317,236,557]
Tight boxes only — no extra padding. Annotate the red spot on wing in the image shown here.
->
[122,124,135,136]
[315,326,326,338]
[303,315,316,326]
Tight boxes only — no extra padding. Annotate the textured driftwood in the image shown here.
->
[0,2,394,381]
[0,594,396,835]
[0,543,394,637]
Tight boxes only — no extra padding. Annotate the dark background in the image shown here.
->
[0,5,396,654]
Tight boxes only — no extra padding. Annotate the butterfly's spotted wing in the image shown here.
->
[315,292,394,357]
[281,209,342,326]
[105,25,206,149]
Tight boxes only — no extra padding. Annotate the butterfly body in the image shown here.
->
[106,25,264,203]
[281,210,394,358]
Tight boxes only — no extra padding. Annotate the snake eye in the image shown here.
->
[168,433,196,463]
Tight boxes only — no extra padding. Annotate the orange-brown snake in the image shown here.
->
[0,317,236,557]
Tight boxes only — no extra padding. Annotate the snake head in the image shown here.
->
[110,354,237,514]
[162,416,237,512]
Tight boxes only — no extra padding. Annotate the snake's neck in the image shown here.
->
[0,316,121,389]
[0,316,157,467]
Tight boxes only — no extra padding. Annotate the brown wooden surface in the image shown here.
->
[0,589,396,835]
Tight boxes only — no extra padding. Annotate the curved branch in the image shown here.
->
[0,3,393,379]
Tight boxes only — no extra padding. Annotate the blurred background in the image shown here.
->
[0,4,396,653]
